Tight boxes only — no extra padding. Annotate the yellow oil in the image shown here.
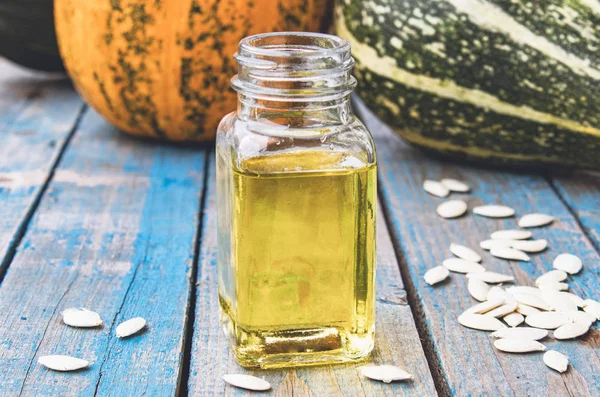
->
[217,149,376,368]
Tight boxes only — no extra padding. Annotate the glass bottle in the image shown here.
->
[216,32,376,369]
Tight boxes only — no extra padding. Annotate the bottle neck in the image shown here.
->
[231,32,356,128]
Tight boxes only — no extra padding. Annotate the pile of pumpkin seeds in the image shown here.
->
[38,310,147,371]
[422,178,599,374]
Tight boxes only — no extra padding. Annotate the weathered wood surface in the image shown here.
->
[187,154,438,396]
[552,174,600,253]
[0,108,208,395]
[0,60,84,277]
[355,100,600,397]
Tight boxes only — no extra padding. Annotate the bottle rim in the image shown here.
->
[231,31,356,101]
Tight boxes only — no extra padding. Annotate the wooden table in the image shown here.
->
[0,59,598,396]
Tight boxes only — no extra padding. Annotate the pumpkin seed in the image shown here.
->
[468,278,490,302]
[450,243,481,262]
[511,239,547,253]
[38,355,89,372]
[360,365,413,383]
[507,286,543,298]
[423,180,450,198]
[518,213,555,228]
[473,205,515,218]
[583,299,600,320]
[223,374,271,391]
[423,266,450,286]
[543,350,569,373]
[566,310,595,325]
[467,272,514,284]
[503,312,524,327]
[560,292,585,308]
[62,308,103,328]
[494,338,546,353]
[512,292,551,311]
[116,317,147,338]
[516,303,542,317]
[553,322,590,340]
[458,313,506,331]
[537,282,569,292]
[490,230,532,240]
[535,270,568,286]
[491,327,548,340]
[437,200,467,219]
[485,300,518,318]
[490,248,530,262]
[487,286,508,302]
[540,290,578,313]
[442,258,485,274]
[479,239,515,251]
[553,254,583,274]
[464,299,506,315]
[525,312,570,329]
[440,178,470,192]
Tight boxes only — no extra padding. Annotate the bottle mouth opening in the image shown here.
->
[238,31,351,59]
[232,32,356,101]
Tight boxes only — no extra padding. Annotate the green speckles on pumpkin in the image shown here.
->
[94,72,115,113]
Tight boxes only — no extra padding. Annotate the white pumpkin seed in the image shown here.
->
[543,350,569,373]
[467,272,514,284]
[511,239,547,253]
[464,299,506,315]
[583,299,600,320]
[480,239,515,251]
[486,300,518,318]
[423,266,450,286]
[516,303,542,317]
[512,292,551,311]
[440,178,470,192]
[518,213,555,228]
[490,230,532,240]
[508,286,543,298]
[38,355,89,372]
[525,312,570,329]
[540,290,578,313]
[116,317,147,338]
[494,338,546,353]
[559,292,584,308]
[537,282,569,292]
[491,327,548,340]
[473,205,515,218]
[223,374,271,391]
[566,310,595,325]
[468,278,490,302]
[423,180,450,198]
[360,365,413,383]
[535,270,568,286]
[490,248,530,262]
[437,200,468,219]
[62,308,103,328]
[553,254,583,274]
[450,243,481,262]
[458,313,506,331]
[503,312,524,327]
[442,258,485,274]
[487,286,508,302]
[553,322,590,340]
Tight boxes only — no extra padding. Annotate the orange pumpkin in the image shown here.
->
[54,0,332,141]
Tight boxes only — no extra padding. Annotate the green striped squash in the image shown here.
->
[336,0,600,169]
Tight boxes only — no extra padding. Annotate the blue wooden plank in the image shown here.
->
[356,100,600,397]
[187,153,437,396]
[551,173,600,254]
[0,61,84,278]
[0,110,208,395]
